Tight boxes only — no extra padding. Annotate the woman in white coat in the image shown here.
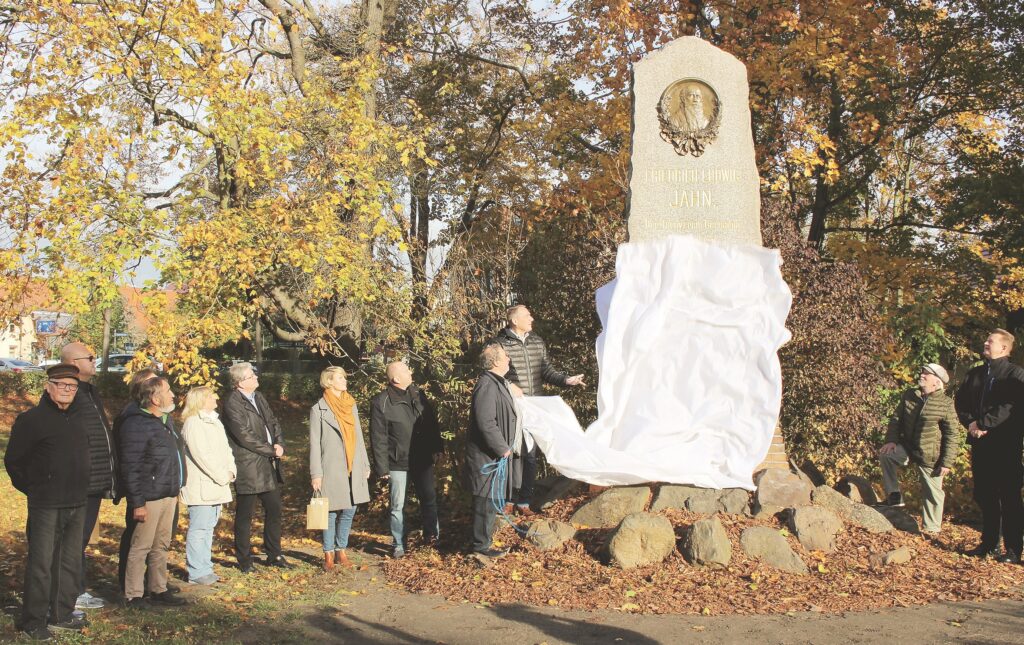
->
[179,386,237,585]
[310,366,371,570]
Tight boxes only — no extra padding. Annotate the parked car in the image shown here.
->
[0,358,45,373]
[96,353,135,373]
[39,359,62,367]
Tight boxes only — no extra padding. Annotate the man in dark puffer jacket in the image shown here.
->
[4,363,90,640]
[878,363,960,533]
[60,341,118,611]
[494,305,585,515]
[117,376,186,607]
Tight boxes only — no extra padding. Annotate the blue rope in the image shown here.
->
[480,456,528,535]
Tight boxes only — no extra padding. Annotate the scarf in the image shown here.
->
[323,389,357,472]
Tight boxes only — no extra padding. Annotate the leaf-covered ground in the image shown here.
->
[383,496,1024,616]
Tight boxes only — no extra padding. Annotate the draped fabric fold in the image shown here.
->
[524,235,793,491]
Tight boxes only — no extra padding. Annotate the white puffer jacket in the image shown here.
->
[179,411,236,506]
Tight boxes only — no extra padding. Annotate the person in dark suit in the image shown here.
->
[464,343,522,561]
[223,362,292,572]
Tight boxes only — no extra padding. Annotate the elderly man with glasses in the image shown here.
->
[224,362,291,572]
[4,363,91,640]
[58,342,119,612]
[878,363,961,534]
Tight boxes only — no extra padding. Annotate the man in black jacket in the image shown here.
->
[370,361,444,557]
[59,342,117,611]
[464,343,522,561]
[118,376,187,607]
[955,328,1024,562]
[223,362,292,572]
[494,305,584,515]
[4,363,90,640]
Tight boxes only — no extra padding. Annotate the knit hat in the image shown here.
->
[46,363,80,381]
[922,363,949,385]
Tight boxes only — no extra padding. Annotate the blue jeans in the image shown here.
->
[185,505,220,582]
[322,508,356,552]
[389,466,439,551]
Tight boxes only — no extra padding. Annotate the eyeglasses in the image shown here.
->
[72,356,96,362]
[48,381,80,391]
[242,373,258,381]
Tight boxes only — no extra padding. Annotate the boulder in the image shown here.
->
[683,517,732,568]
[847,503,894,534]
[525,519,576,551]
[570,486,651,528]
[608,513,676,569]
[751,504,786,520]
[753,469,813,510]
[835,475,879,506]
[875,506,920,534]
[869,546,913,567]
[534,475,585,511]
[788,507,843,552]
[739,527,808,574]
[718,488,751,515]
[650,485,703,512]
[811,485,855,519]
[686,489,724,514]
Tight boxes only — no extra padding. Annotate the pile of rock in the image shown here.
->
[522,468,922,572]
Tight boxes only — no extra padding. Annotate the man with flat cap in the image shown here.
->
[4,363,91,640]
[878,363,961,534]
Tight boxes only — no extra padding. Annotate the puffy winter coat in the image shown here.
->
[179,411,236,506]
[494,328,568,396]
[117,402,186,508]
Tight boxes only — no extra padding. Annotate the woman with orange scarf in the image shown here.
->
[309,366,371,570]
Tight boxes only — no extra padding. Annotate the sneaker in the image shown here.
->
[48,615,89,631]
[188,573,219,585]
[149,590,187,606]
[884,492,905,507]
[392,548,406,559]
[75,592,104,610]
[122,597,151,609]
[20,626,52,641]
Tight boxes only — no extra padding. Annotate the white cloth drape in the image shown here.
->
[524,235,792,490]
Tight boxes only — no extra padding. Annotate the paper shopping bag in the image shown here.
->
[306,493,329,531]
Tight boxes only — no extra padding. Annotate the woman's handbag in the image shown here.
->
[306,490,329,530]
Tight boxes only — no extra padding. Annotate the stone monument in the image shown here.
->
[626,36,788,472]
[626,37,762,248]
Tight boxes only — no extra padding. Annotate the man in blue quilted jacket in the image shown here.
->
[117,376,187,607]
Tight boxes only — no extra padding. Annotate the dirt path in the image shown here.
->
[229,550,1024,645]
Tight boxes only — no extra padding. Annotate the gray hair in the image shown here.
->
[505,304,527,325]
[479,342,506,370]
[229,362,255,387]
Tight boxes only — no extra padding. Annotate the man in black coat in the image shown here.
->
[60,341,117,611]
[464,343,522,561]
[223,362,292,572]
[494,305,584,515]
[118,376,186,607]
[370,360,444,557]
[955,328,1024,562]
[4,363,90,639]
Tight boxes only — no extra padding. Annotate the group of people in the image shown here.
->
[2,304,581,641]
[879,328,1024,562]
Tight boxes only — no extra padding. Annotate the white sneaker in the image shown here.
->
[75,592,104,610]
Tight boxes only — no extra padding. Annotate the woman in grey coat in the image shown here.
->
[310,366,371,570]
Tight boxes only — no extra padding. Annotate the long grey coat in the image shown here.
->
[309,397,371,511]
[464,371,522,498]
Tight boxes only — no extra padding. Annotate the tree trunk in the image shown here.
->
[100,307,112,374]
[253,316,263,366]
[410,167,430,319]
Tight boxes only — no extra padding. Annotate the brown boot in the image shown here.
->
[335,549,352,568]
[323,551,335,572]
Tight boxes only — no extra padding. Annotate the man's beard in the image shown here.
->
[682,103,706,131]
[160,402,176,414]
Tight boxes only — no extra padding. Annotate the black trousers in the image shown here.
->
[21,505,85,631]
[79,495,102,596]
[470,495,497,553]
[972,443,1024,554]
[514,443,538,507]
[234,488,283,566]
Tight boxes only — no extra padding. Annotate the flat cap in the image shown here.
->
[46,363,80,381]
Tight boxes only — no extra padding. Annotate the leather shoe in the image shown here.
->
[266,556,294,569]
[239,562,255,573]
[966,544,1000,558]
[997,550,1021,564]
[474,548,508,559]
[516,504,536,517]
[150,591,187,606]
